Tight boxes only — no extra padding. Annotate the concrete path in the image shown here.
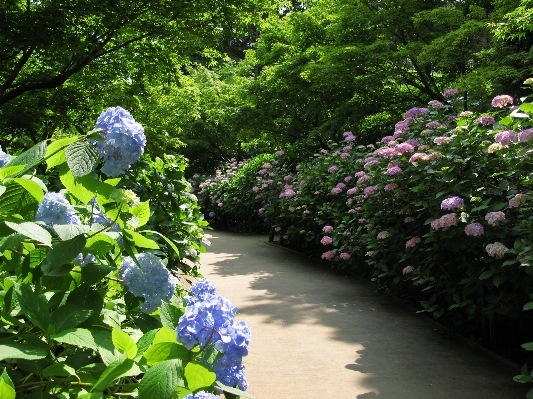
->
[199,231,529,399]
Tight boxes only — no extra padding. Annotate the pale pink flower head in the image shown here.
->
[405,236,421,248]
[443,88,459,98]
[428,100,444,109]
[386,166,402,176]
[364,158,380,168]
[357,175,371,184]
[321,251,335,260]
[384,183,398,191]
[322,225,334,233]
[474,115,495,126]
[320,236,333,245]
[347,187,359,195]
[343,145,353,151]
[518,128,533,143]
[364,185,379,196]
[431,213,457,230]
[328,165,339,173]
[344,176,353,182]
[344,134,356,142]
[491,95,514,108]
[486,242,508,258]
[275,227,281,232]
[509,193,531,208]
[263,162,272,169]
[340,153,350,159]
[434,136,453,145]
[331,187,342,195]
[441,196,464,210]
[402,266,415,275]
[377,230,390,240]
[252,186,259,192]
[465,222,484,237]
[494,130,518,145]
[275,150,285,156]
[488,143,505,153]
[382,135,395,143]
[343,131,354,137]
[376,147,397,158]
[339,252,351,260]
[404,107,430,120]
[485,211,505,226]
[426,121,445,129]
[409,153,427,163]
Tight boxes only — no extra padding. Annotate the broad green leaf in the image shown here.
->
[137,359,185,399]
[1,368,14,388]
[136,329,158,356]
[520,102,533,114]
[124,230,159,249]
[129,201,151,227]
[53,224,90,241]
[0,185,5,197]
[59,164,94,204]
[14,284,50,331]
[184,361,216,392]
[141,230,180,255]
[522,342,533,351]
[0,165,25,181]
[66,141,101,178]
[214,381,257,399]
[46,235,87,267]
[10,178,44,202]
[42,363,77,377]
[78,392,104,399]
[112,329,138,359]
[86,233,116,256]
[159,303,184,330]
[6,141,47,176]
[66,284,104,327]
[0,234,25,252]
[0,343,48,361]
[493,273,506,287]
[524,302,533,311]
[0,183,33,216]
[153,326,177,345]
[143,342,189,366]
[92,330,120,366]
[527,388,533,399]
[5,221,52,246]
[81,263,115,285]
[104,178,121,187]
[92,359,137,392]
[51,328,97,350]
[0,379,15,399]
[479,270,494,280]
[45,136,79,170]
[51,304,93,333]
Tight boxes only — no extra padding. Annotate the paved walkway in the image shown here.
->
[199,231,529,399]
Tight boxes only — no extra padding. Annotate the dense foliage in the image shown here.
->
[0,108,253,399]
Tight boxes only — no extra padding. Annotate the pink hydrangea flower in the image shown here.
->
[406,237,421,248]
[509,193,531,208]
[395,143,415,155]
[404,107,430,120]
[320,236,333,245]
[494,130,518,145]
[409,153,427,163]
[434,136,453,145]
[339,252,351,260]
[443,88,459,98]
[357,175,371,184]
[347,187,359,195]
[331,187,342,195]
[323,225,334,233]
[426,121,445,129]
[364,158,380,168]
[275,227,281,232]
[343,145,353,151]
[474,115,495,126]
[491,95,514,108]
[354,171,366,177]
[402,266,415,275]
[344,176,353,182]
[441,196,464,210]
[519,128,533,142]
[275,150,285,156]
[485,242,508,258]
[364,185,379,196]
[263,162,272,169]
[465,222,484,236]
[386,166,402,175]
[431,213,457,230]
[252,186,259,192]
[428,100,444,109]
[344,135,356,142]
[321,250,335,260]
[328,165,339,173]
[485,211,505,226]
[377,230,390,239]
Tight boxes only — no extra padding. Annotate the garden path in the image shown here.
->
[199,230,529,399]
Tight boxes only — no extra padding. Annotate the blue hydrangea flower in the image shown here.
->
[208,211,215,218]
[91,106,146,177]
[183,392,220,399]
[119,253,177,313]
[0,145,9,167]
[73,253,97,266]
[34,192,81,227]
[176,278,251,391]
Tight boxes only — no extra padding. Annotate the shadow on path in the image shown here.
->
[200,231,529,399]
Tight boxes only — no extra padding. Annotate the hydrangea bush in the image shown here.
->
[0,107,253,399]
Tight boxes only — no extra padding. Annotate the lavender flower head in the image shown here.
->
[485,211,506,227]
[91,106,146,177]
[34,192,81,227]
[474,115,495,126]
[486,242,508,259]
[0,145,9,167]
[491,95,514,108]
[443,88,459,98]
[119,253,177,313]
[465,222,484,236]
[321,250,335,260]
[494,130,518,145]
[441,196,464,210]
[509,193,531,208]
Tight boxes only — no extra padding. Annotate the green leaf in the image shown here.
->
[0,234,25,252]
[479,270,494,280]
[46,235,87,268]
[5,221,52,246]
[520,103,533,114]
[123,230,159,249]
[0,343,48,361]
[0,379,15,399]
[184,361,216,392]
[527,388,533,399]
[66,141,101,178]
[138,359,185,399]
[141,230,180,255]
[0,165,25,181]
[143,342,189,366]
[112,329,138,359]
[78,392,104,399]
[42,363,77,377]
[159,303,184,330]
[129,201,151,227]
[86,233,116,256]
[51,328,97,350]
[66,284,104,327]
[214,381,257,399]
[10,178,44,202]
[0,369,14,389]
[53,224,90,241]
[522,342,533,351]
[493,273,506,287]
[92,359,137,392]
[59,164,94,204]
[81,263,115,285]
[6,141,47,176]
[14,284,50,332]
[524,302,533,311]
[51,304,94,333]
[153,326,177,345]
[45,136,79,170]
[137,330,158,356]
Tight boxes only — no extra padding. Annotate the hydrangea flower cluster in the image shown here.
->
[176,278,251,391]
[494,130,517,145]
[321,250,335,260]
[320,236,333,245]
[402,266,414,275]
[491,95,513,108]
[485,211,506,226]
[485,242,508,259]
[405,236,421,248]
[430,213,457,230]
[183,391,219,399]
[339,252,350,260]
[443,88,458,98]
[519,128,533,142]
[34,192,82,227]
[377,231,390,239]
[119,253,177,313]
[91,106,146,177]
[441,196,464,210]
[89,198,121,233]
[509,193,531,208]
[474,115,495,126]
[464,222,484,236]
[322,225,334,233]
[0,145,9,167]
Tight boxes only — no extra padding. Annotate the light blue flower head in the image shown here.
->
[34,192,81,227]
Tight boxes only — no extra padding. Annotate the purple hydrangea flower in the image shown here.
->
[474,115,495,126]
[491,95,513,108]
[0,145,9,167]
[321,251,335,260]
[441,196,464,210]
[91,106,146,177]
[494,130,518,145]
[485,211,506,226]
[485,242,508,258]
[34,192,81,227]
[443,88,459,98]
[464,222,484,236]
[119,253,177,313]
[320,236,333,245]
